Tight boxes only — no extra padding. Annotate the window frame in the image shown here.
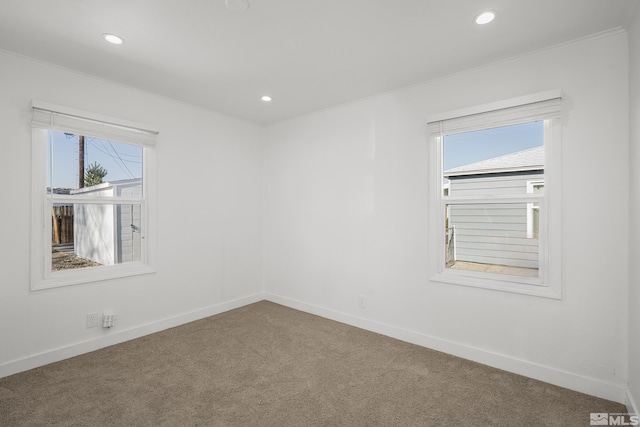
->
[526,180,544,239]
[30,102,158,290]
[427,90,562,299]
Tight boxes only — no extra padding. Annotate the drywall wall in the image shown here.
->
[264,30,629,402]
[628,4,640,415]
[0,51,264,376]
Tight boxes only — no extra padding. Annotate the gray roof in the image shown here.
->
[443,146,544,178]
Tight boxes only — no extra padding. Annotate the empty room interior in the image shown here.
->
[1,0,640,425]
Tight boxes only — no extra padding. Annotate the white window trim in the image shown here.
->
[427,90,562,299]
[30,103,158,290]
[526,180,544,239]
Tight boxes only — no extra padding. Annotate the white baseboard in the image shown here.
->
[628,388,639,416]
[265,292,627,404]
[2,290,629,406]
[0,292,266,379]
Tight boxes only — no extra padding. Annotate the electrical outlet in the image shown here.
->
[86,312,99,328]
[358,295,366,309]
[102,310,116,329]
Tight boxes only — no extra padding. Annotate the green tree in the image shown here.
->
[84,162,108,187]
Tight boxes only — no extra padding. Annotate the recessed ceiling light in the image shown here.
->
[475,11,496,25]
[225,0,249,13]
[261,95,272,102]
[102,33,124,45]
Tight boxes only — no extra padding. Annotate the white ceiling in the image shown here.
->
[0,0,636,124]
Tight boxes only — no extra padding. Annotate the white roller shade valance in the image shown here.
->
[32,101,158,147]
[427,90,562,138]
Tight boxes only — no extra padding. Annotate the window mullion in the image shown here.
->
[50,196,143,205]
[443,194,542,204]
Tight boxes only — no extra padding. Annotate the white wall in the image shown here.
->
[264,30,630,402]
[0,51,264,376]
[628,4,640,415]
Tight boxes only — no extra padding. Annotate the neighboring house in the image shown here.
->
[71,178,142,266]
[444,146,544,270]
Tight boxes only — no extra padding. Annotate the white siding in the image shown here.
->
[73,186,115,265]
[74,203,116,265]
[448,173,542,196]
[448,173,541,269]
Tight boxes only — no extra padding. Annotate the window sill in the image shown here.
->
[430,269,561,299]
[31,262,155,291]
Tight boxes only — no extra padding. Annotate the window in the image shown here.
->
[526,180,544,239]
[428,90,562,298]
[31,101,158,290]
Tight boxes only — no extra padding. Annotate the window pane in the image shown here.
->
[445,203,539,278]
[533,183,544,194]
[52,203,142,271]
[443,122,544,197]
[47,131,143,196]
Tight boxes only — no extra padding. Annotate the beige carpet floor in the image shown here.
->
[0,301,626,426]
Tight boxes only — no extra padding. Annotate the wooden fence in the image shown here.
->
[52,205,74,245]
